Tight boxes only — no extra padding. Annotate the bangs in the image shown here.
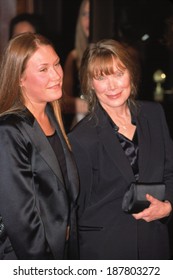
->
[88,54,126,78]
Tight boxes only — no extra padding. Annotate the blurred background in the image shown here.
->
[1,0,173,132]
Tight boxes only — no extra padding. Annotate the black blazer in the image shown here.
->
[69,101,173,260]
[0,105,79,259]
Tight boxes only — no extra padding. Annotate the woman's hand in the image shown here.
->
[132,194,172,222]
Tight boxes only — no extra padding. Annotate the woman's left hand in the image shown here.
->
[132,194,172,222]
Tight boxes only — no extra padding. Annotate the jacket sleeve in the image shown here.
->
[68,133,93,217]
[159,104,173,205]
[0,124,53,259]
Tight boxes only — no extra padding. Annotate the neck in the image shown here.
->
[108,107,132,132]
[103,104,130,125]
[25,100,47,117]
[25,103,55,136]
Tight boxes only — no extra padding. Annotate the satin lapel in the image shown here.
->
[46,106,79,202]
[20,119,64,185]
[136,115,150,180]
[97,109,135,184]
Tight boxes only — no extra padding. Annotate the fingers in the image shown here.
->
[146,193,155,203]
[132,199,171,221]
[132,208,150,220]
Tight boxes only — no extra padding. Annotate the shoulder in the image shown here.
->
[64,49,78,75]
[69,49,77,59]
[69,114,95,133]
[68,114,98,143]
[0,115,26,148]
[0,109,34,126]
[69,105,109,138]
[64,49,77,64]
[0,113,22,127]
[0,114,23,138]
[0,110,34,136]
[135,100,169,130]
[137,100,164,117]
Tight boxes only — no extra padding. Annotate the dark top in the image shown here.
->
[106,109,139,181]
[116,131,139,181]
[47,132,69,188]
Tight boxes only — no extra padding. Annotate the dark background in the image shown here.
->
[39,0,173,139]
[32,0,173,67]
[32,0,173,101]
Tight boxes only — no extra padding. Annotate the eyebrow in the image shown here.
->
[38,57,60,66]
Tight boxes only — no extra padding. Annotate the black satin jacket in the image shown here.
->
[0,104,79,260]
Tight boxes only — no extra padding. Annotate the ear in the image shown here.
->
[20,75,25,87]
[90,80,94,90]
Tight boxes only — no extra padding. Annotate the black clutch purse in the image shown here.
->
[122,183,165,214]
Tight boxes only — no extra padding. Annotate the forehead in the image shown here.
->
[83,1,89,11]
[13,21,35,36]
[26,45,58,67]
[88,55,125,77]
[82,0,89,12]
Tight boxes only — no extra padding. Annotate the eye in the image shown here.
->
[82,11,89,18]
[95,75,105,81]
[115,71,124,77]
[40,67,47,72]
[55,61,60,67]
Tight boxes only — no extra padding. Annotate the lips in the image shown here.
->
[48,83,61,89]
[107,92,122,99]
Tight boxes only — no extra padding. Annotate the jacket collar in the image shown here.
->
[46,105,79,202]
[95,103,150,183]
[19,105,79,201]
[20,106,65,185]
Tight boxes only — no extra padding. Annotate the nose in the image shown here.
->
[107,77,116,90]
[50,66,62,80]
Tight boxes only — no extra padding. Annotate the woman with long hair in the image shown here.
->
[0,33,79,260]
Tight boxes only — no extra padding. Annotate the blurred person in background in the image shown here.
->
[9,13,45,39]
[62,0,89,132]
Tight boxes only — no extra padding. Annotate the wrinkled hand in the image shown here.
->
[132,194,172,222]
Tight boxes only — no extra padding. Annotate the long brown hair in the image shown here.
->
[0,32,69,146]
